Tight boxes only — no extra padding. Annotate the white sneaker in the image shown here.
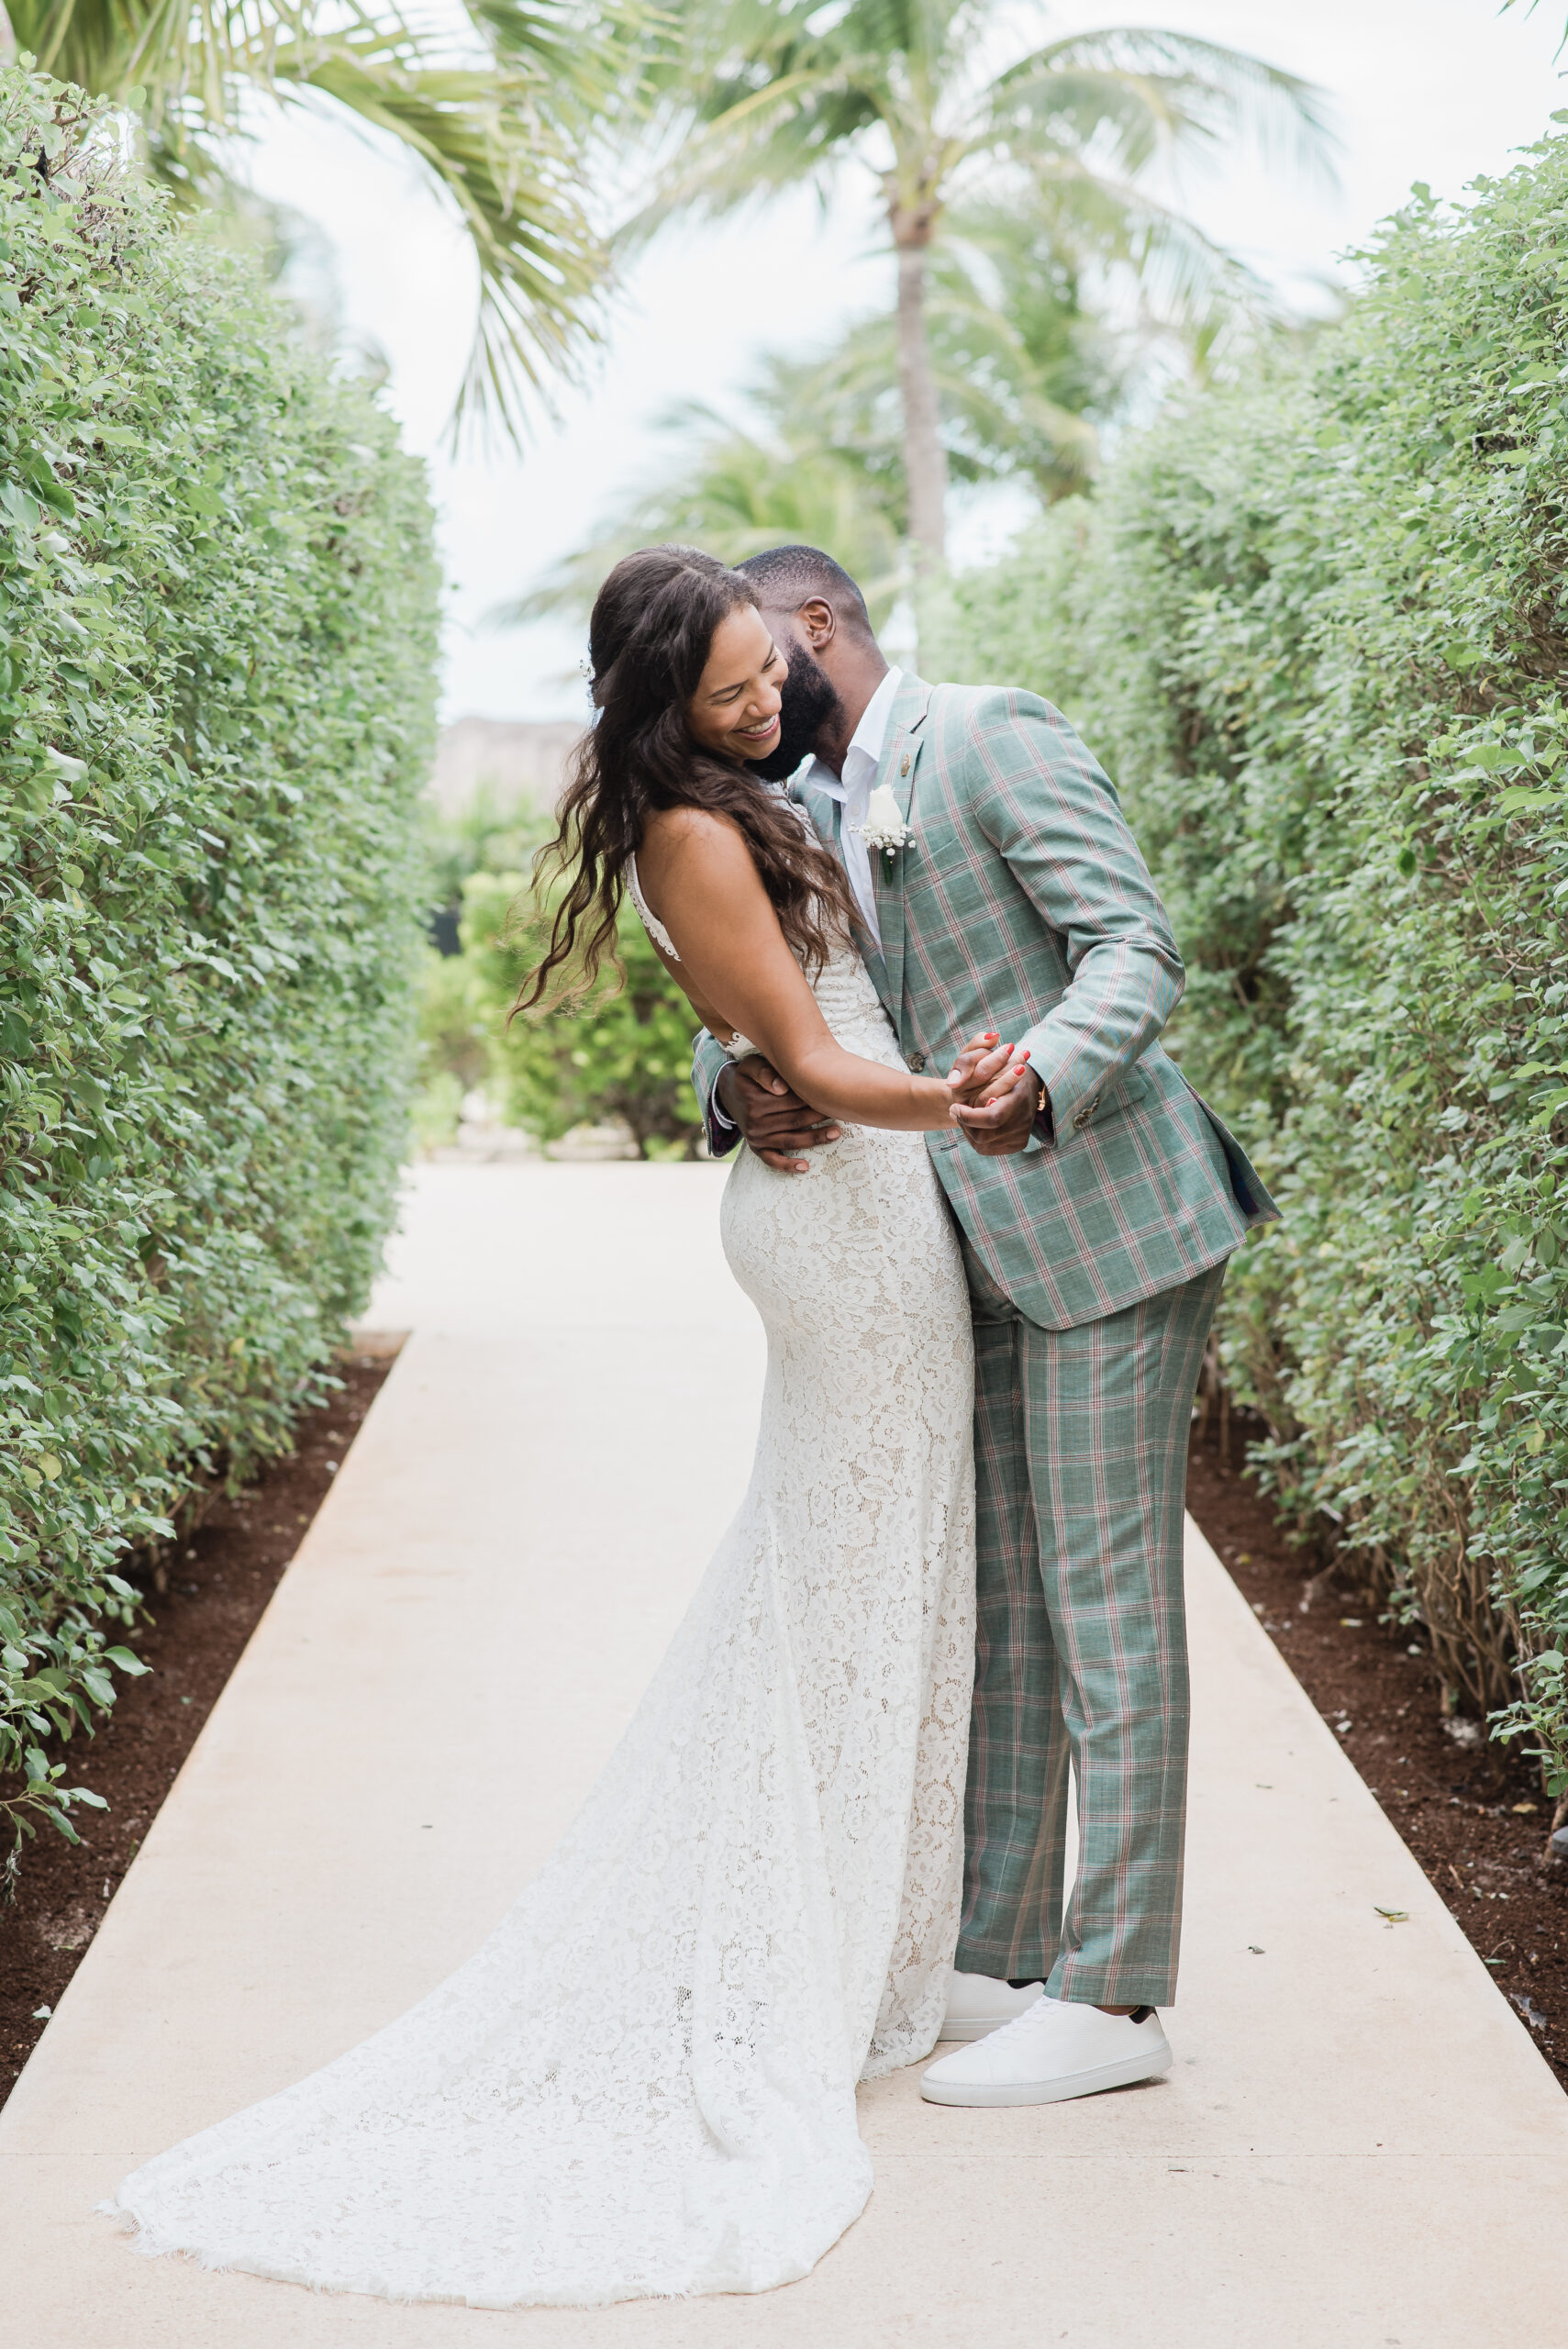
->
[940,1969,1045,2042]
[920,1994,1172,2107]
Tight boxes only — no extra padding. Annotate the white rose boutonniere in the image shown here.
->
[856,782,916,861]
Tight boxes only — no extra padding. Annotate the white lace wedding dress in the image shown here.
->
[104,917,976,2310]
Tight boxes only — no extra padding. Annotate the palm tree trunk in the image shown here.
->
[894,232,947,570]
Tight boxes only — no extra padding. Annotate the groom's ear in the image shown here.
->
[795,596,837,651]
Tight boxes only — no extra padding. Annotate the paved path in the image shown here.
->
[4,1163,1567,2346]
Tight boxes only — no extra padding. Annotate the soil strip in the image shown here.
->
[1187,1414,1568,2091]
[0,1352,392,2110]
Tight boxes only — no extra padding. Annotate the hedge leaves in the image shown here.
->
[0,72,438,1870]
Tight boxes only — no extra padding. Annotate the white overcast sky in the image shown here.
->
[241,0,1568,721]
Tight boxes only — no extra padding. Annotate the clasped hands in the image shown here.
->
[717,1033,1042,1176]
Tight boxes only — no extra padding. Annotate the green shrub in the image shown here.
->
[411,791,706,1161]
[419,781,551,940]
[415,941,488,1123]
[0,70,438,1875]
[461,873,705,1156]
[934,133,1568,1765]
[411,785,541,1151]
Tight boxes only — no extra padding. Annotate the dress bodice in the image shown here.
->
[626,853,679,963]
[625,852,901,1074]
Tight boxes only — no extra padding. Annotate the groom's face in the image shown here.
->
[743,616,842,781]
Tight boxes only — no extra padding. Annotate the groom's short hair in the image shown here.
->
[738,545,875,641]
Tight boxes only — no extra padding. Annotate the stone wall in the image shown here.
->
[429,717,584,816]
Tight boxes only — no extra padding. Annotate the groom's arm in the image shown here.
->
[961,690,1184,1146]
[691,1030,844,1172]
[692,1028,740,1159]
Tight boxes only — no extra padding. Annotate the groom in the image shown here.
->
[691,544,1276,2109]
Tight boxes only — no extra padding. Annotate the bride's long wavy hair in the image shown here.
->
[511,545,856,1016]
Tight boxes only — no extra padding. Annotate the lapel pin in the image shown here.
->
[900,754,910,775]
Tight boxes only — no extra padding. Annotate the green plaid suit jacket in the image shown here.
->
[693,674,1276,1330]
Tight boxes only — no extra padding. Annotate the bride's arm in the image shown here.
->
[639,809,993,1135]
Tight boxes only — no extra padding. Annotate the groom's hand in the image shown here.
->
[717,1056,841,1175]
[952,1059,1041,1156]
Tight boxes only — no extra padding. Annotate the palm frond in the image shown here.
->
[984,160,1276,337]
[6,0,641,440]
[8,0,350,126]
[494,395,906,627]
[1494,0,1563,56]
[272,28,611,433]
[638,4,1336,251]
[988,28,1338,186]
[625,62,881,240]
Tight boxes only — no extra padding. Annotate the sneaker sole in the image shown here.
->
[937,2014,1040,2043]
[919,2044,1173,2108]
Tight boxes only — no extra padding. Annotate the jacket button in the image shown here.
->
[1073,1099,1097,1131]
[907,1051,926,1072]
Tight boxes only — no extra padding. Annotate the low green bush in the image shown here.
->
[935,132,1568,1777]
[460,873,705,1157]
[412,786,706,1157]
[0,69,438,1877]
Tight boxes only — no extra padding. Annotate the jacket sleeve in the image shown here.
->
[962,689,1184,1144]
[691,1027,740,1159]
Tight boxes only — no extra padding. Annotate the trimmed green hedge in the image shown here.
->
[935,132,1568,1784]
[0,72,438,1873]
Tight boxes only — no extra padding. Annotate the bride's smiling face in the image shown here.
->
[686,604,784,763]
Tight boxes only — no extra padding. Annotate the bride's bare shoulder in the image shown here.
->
[639,806,758,892]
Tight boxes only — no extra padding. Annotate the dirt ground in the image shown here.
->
[0,1353,391,2110]
[1186,1414,1568,2091]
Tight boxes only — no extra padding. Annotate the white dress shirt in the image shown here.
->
[802,664,903,947]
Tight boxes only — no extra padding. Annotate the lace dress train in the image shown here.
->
[104,941,976,2307]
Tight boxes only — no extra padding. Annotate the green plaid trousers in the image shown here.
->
[955,1241,1228,2007]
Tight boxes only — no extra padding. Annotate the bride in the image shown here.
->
[104,546,1015,2309]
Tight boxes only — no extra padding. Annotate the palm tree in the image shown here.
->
[779,184,1276,512]
[2,0,639,438]
[642,7,1335,564]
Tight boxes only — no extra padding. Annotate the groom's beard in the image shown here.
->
[746,641,842,782]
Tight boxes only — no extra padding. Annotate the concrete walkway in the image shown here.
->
[4,1162,1567,2347]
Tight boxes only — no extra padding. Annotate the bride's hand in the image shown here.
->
[946,1034,1029,1110]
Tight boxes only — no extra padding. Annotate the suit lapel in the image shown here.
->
[869,675,932,1036]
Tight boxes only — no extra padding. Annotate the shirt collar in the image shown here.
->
[809,667,904,801]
